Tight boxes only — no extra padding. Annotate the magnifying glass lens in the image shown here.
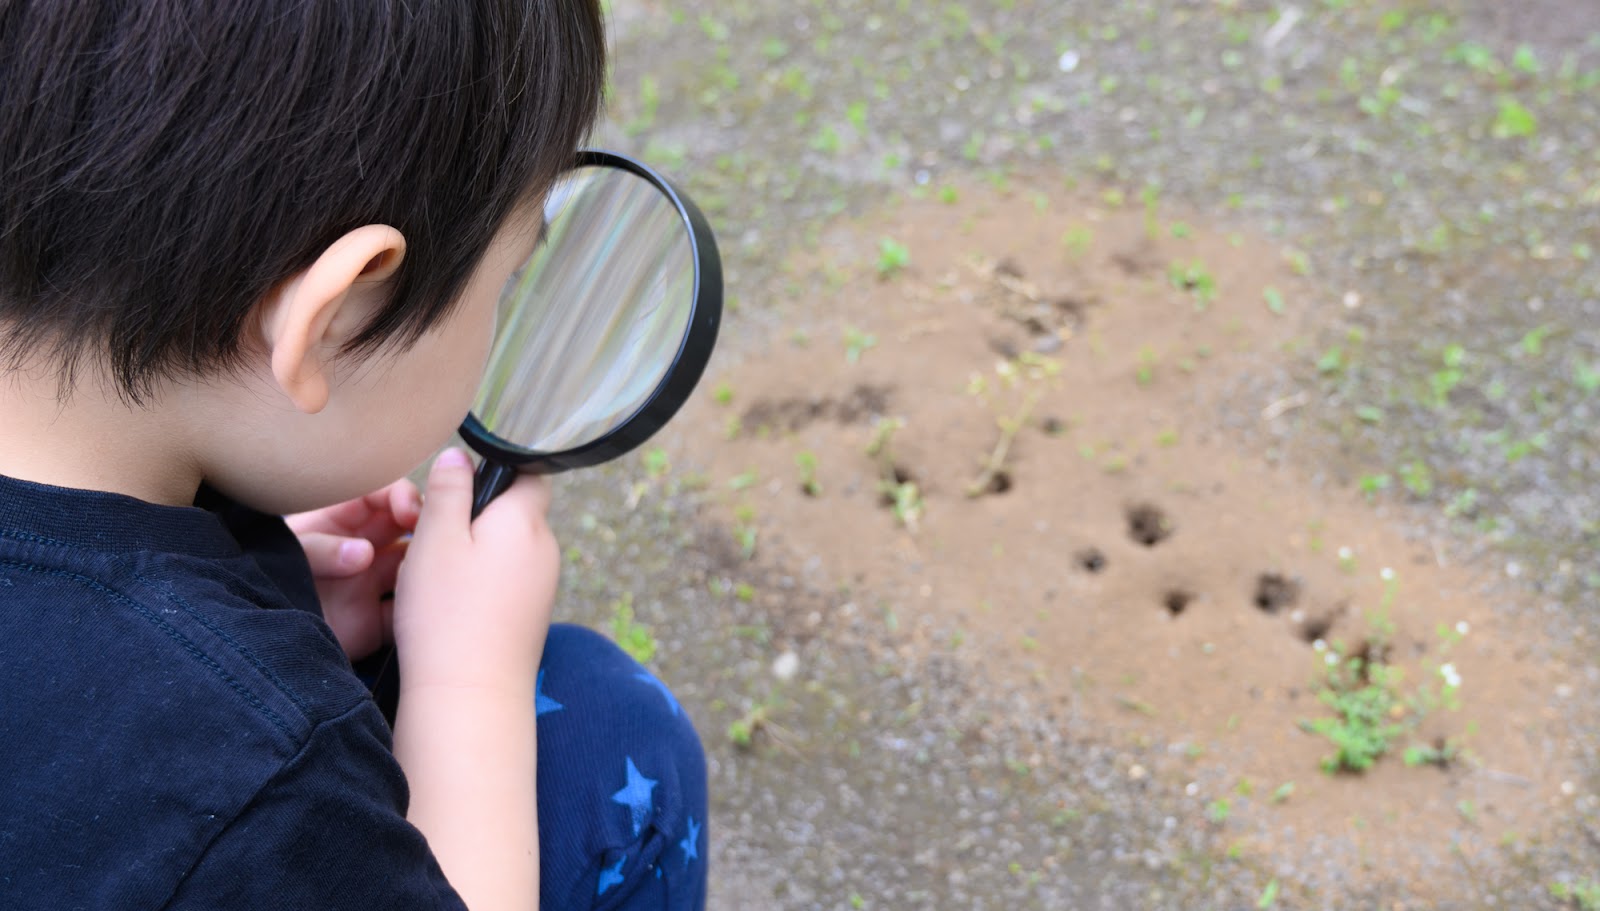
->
[472,166,697,455]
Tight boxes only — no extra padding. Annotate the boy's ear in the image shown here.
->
[260,225,406,414]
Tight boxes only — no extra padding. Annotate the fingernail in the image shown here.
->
[338,539,369,567]
[436,447,470,470]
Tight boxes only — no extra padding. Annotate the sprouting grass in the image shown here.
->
[608,594,657,664]
[1062,225,1094,256]
[1135,346,1159,387]
[712,381,734,406]
[1549,878,1600,910]
[795,450,821,496]
[1492,96,1538,139]
[1429,344,1466,406]
[1168,260,1218,309]
[844,326,878,363]
[1263,286,1286,315]
[877,237,910,277]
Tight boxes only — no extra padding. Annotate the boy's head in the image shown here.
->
[0,1,606,511]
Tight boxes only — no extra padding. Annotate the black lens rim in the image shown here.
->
[458,149,722,473]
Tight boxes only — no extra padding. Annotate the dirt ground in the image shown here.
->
[667,179,1591,898]
[553,1,1600,907]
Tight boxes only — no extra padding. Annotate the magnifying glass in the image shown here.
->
[462,148,722,514]
[356,150,722,720]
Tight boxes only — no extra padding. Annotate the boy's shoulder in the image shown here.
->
[0,474,443,909]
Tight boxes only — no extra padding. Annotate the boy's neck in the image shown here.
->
[0,372,203,508]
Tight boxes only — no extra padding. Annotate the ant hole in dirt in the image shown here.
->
[1074,548,1107,574]
[1164,589,1195,616]
[1126,504,1173,548]
[980,470,1012,495]
[1299,614,1336,644]
[1253,573,1301,614]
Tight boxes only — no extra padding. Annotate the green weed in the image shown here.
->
[1549,878,1600,910]
[608,594,657,664]
[795,450,822,496]
[844,327,878,363]
[1493,97,1538,139]
[1168,259,1218,309]
[877,237,910,277]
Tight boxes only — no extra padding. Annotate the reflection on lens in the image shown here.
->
[473,166,696,453]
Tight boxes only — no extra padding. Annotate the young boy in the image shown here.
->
[0,3,705,909]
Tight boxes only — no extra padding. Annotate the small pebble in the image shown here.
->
[1128,764,1147,781]
[1057,50,1080,73]
[772,651,800,681]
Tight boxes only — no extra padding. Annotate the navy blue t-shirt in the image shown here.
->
[0,473,466,909]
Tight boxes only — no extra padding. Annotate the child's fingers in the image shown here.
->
[298,532,374,578]
[384,478,422,531]
[471,472,552,538]
[412,448,475,542]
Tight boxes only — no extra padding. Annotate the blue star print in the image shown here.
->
[535,669,564,717]
[679,815,701,867]
[596,856,625,896]
[610,757,657,837]
[633,671,680,716]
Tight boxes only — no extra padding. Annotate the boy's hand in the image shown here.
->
[393,449,558,694]
[285,480,422,661]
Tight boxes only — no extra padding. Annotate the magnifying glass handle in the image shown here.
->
[471,459,520,519]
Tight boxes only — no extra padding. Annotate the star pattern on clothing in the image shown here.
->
[535,669,564,717]
[679,815,701,868]
[610,756,657,837]
[633,671,680,716]
[596,856,625,896]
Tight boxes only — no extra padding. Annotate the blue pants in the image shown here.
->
[533,624,708,910]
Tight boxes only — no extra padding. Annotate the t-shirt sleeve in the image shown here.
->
[161,702,468,911]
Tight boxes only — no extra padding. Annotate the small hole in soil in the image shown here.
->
[1075,548,1107,574]
[984,471,1012,495]
[1126,504,1173,547]
[1253,573,1301,614]
[1164,589,1194,616]
[1299,614,1335,643]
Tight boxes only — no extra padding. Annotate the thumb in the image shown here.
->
[413,447,475,542]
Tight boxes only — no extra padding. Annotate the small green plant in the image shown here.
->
[1168,259,1218,309]
[712,381,734,405]
[642,447,670,479]
[1257,878,1280,909]
[1399,460,1434,497]
[1263,286,1286,315]
[1430,344,1466,406]
[1206,798,1232,824]
[886,479,923,531]
[795,450,822,496]
[1270,781,1295,804]
[1575,361,1600,394]
[1306,662,1404,773]
[1062,225,1094,256]
[1358,473,1391,499]
[1493,96,1538,139]
[1135,347,1159,387]
[843,326,878,363]
[877,237,910,277]
[608,594,657,664]
[1549,878,1600,910]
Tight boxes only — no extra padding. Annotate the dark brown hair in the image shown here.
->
[0,0,606,401]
